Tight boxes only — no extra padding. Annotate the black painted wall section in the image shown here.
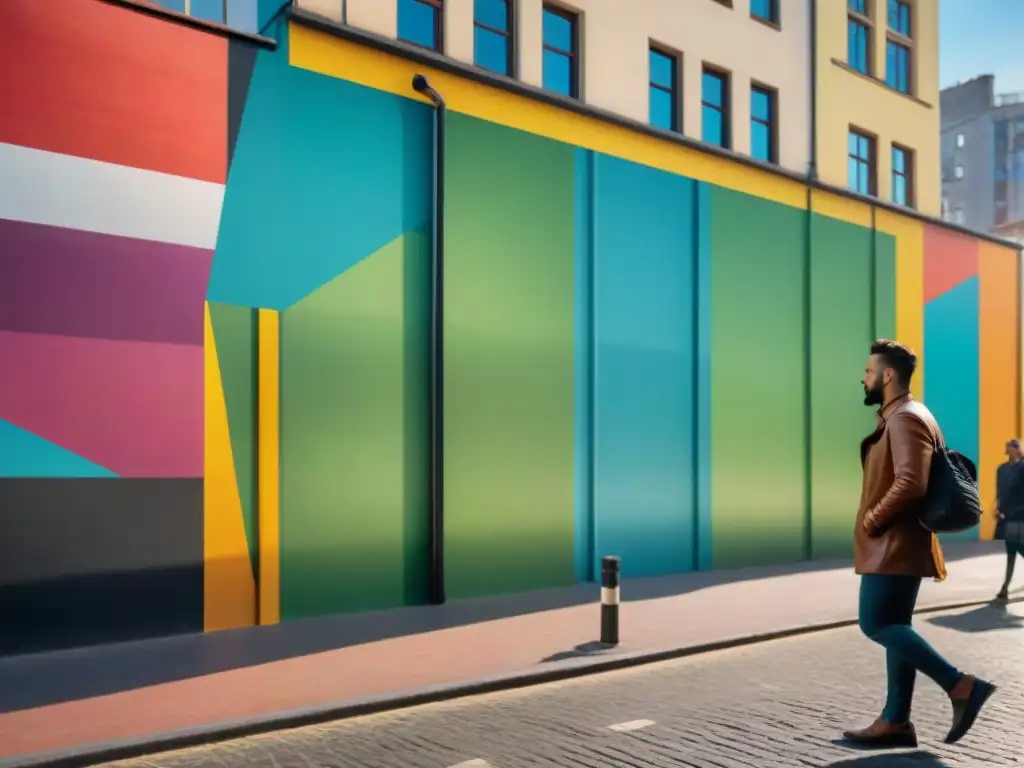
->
[0,478,204,656]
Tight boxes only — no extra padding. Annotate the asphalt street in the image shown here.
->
[109,601,1024,768]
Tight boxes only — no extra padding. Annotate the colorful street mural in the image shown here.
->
[0,0,1020,655]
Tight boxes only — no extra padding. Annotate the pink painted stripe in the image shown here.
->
[0,331,202,478]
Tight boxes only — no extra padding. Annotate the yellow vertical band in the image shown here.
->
[258,309,281,625]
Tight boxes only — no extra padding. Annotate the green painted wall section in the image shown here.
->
[208,302,258,577]
[279,232,430,619]
[809,214,875,560]
[873,232,898,340]
[444,113,576,598]
[710,187,807,568]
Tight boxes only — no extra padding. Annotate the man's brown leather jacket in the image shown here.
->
[854,393,946,580]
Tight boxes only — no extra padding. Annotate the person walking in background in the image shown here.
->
[843,339,996,750]
[996,438,1024,600]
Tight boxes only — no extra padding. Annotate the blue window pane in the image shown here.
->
[849,0,867,13]
[886,42,910,92]
[543,49,572,95]
[848,157,859,190]
[751,121,771,162]
[475,0,509,31]
[474,26,510,75]
[702,71,723,107]
[702,105,724,146]
[751,0,775,21]
[650,50,674,89]
[888,0,911,36]
[892,147,905,173]
[859,162,870,194]
[848,131,858,155]
[399,0,439,49]
[848,20,869,73]
[893,174,906,205]
[857,135,869,159]
[650,87,675,131]
[751,89,770,122]
[191,0,225,24]
[158,0,187,13]
[543,8,573,52]
[226,0,258,32]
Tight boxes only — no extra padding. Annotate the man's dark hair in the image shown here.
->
[870,339,917,388]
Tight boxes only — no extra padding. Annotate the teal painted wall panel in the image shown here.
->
[279,233,430,619]
[590,154,698,578]
[211,46,431,309]
[927,278,981,543]
[710,188,806,568]
[444,114,576,598]
[809,214,875,560]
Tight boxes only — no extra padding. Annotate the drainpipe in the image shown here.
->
[413,74,447,606]
[808,0,818,182]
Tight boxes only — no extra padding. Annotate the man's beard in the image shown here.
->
[863,382,884,406]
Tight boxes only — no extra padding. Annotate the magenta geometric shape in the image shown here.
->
[0,330,202,477]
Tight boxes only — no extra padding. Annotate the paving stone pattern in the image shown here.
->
[108,603,1024,768]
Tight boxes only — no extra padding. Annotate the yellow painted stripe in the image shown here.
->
[876,209,925,401]
[258,309,281,625]
[288,22,807,210]
[203,303,256,631]
[811,189,873,228]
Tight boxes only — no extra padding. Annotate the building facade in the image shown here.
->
[941,76,1024,245]
[297,0,812,173]
[0,0,1019,657]
[816,0,940,215]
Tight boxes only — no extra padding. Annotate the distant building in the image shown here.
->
[941,75,1024,243]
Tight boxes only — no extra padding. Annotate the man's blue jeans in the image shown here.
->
[858,574,964,724]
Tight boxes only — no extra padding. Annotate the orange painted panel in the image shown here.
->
[978,242,1020,540]
[0,0,227,183]
[923,225,979,304]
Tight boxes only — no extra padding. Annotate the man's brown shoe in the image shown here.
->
[842,718,918,748]
[945,676,997,744]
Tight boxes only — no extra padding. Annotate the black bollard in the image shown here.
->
[600,556,620,645]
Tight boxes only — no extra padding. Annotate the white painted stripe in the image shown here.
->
[0,142,224,249]
[447,761,490,768]
[601,586,620,605]
[608,719,655,733]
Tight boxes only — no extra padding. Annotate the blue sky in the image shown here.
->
[940,0,1024,93]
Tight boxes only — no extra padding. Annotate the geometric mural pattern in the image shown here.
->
[0,0,1020,656]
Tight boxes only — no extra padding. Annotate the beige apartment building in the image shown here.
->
[297,0,812,175]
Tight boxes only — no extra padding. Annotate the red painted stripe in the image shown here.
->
[0,0,227,183]
[923,224,979,304]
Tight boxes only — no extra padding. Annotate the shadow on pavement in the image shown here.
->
[925,601,1024,633]
[823,751,949,767]
[0,541,1004,715]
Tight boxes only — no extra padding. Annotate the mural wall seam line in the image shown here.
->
[585,149,597,582]
[802,186,813,562]
[695,181,713,572]
[251,306,262,624]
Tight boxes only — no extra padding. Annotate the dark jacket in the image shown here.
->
[997,461,1024,522]
[854,393,945,580]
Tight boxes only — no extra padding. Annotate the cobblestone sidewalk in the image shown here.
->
[110,601,1024,768]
